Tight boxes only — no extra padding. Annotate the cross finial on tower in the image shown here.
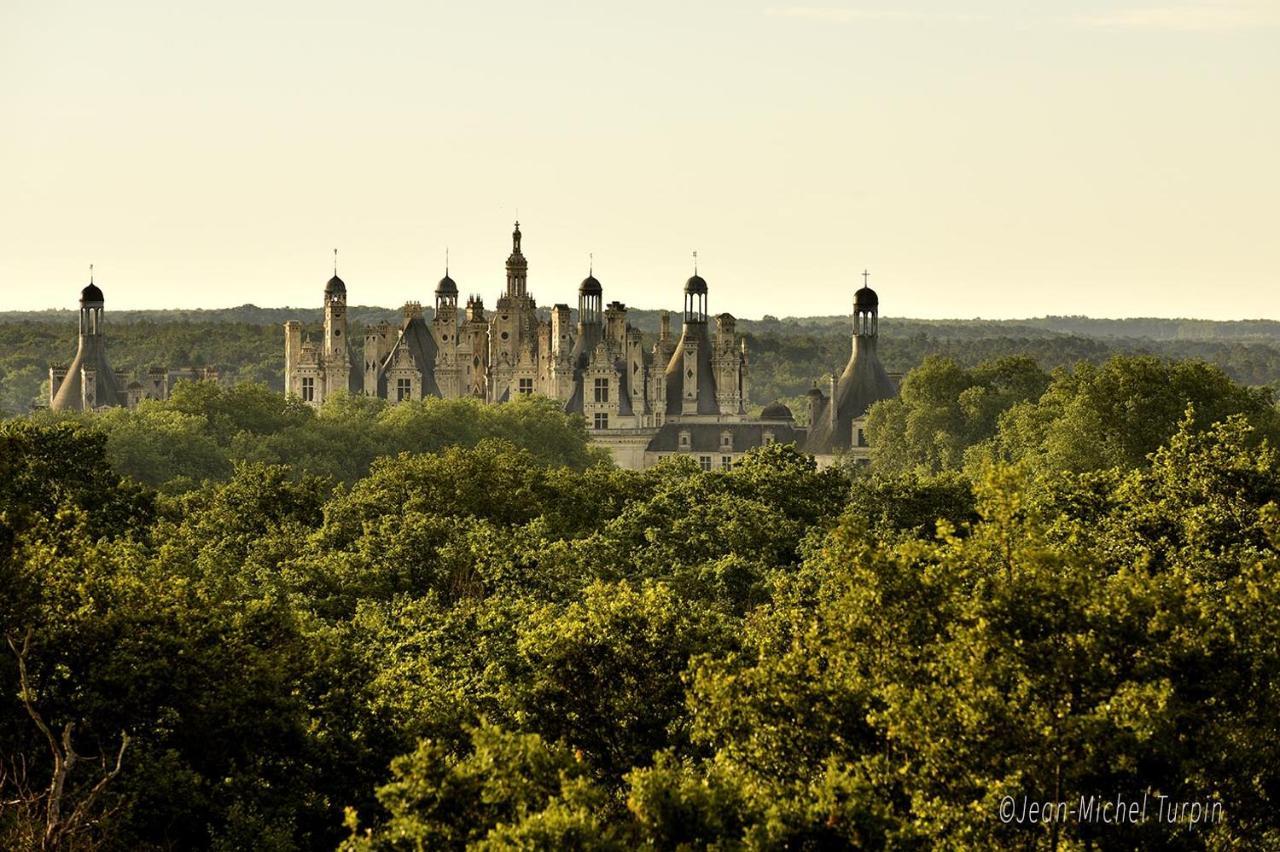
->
[445,246,449,275]
[862,269,870,287]
[589,252,593,275]
[333,248,338,276]
[89,263,94,284]
[693,250,698,274]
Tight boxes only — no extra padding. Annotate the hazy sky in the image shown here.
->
[2,1,1277,319]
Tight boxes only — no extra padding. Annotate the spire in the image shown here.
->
[693,250,698,275]
[854,269,879,337]
[89,263,94,284]
[333,248,338,276]
[506,220,528,297]
[589,252,593,276]
[445,246,449,276]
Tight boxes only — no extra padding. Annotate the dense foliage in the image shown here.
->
[23,384,604,493]
[868,354,1280,476]
[2,355,1279,849]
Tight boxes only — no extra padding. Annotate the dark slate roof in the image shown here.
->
[50,336,125,411]
[854,285,878,309]
[580,275,602,295]
[563,321,602,414]
[80,282,104,303]
[325,275,346,295]
[663,321,719,415]
[685,274,708,295]
[803,392,834,455]
[563,378,584,414]
[567,354,634,416]
[645,421,807,453]
[805,335,897,453]
[835,336,896,421]
[436,274,458,295]
[348,344,363,394]
[380,316,441,397]
[760,401,794,420]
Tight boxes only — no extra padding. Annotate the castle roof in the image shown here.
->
[760,401,794,420]
[378,314,441,398]
[804,338,896,453]
[50,337,124,411]
[663,320,721,415]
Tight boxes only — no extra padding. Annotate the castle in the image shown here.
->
[43,231,897,466]
[48,272,218,411]
[283,223,897,468]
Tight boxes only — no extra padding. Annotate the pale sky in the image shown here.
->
[2,1,1278,319]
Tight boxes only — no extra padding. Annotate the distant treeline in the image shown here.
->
[5,307,1280,417]
[6,305,1280,341]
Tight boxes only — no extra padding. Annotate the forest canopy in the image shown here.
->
[2,353,1279,849]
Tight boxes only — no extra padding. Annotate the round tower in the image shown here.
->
[684,256,708,323]
[579,269,602,325]
[436,266,459,311]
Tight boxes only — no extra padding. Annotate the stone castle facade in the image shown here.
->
[44,231,897,468]
[285,224,752,426]
[284,223,897,468]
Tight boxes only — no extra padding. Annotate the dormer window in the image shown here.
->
[679,430,691,449]
[720,431,733,451]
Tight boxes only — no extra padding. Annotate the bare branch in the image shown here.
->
[5,629,129,851]
[7,629,60,764]
[63,733,129,839]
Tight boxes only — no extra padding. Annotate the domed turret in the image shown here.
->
[578,263,603,329]
[683,252,708,323]
[436,249,459,310]
[77,265,106,338]
[326,249,346,301]
[80,281,104,304]
[853,270,878,337]
[803,269,895,454]
[854,285,878,310]
[51,267,124,411]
